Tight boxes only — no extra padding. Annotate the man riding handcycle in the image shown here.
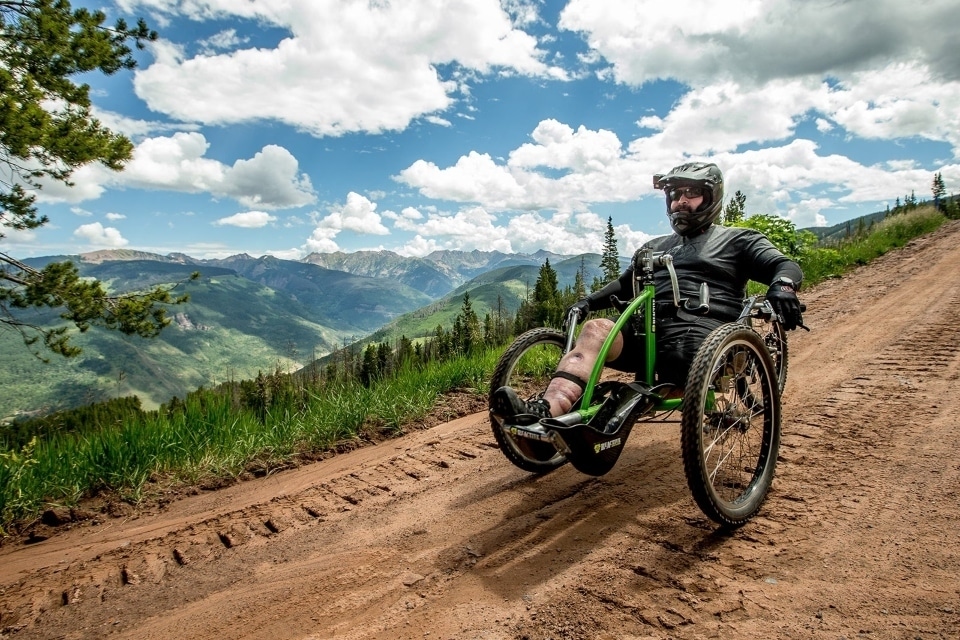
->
[489,162,806,527]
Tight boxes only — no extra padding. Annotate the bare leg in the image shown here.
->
[541,318,623,415]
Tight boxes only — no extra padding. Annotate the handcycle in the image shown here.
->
[488,248,800,528]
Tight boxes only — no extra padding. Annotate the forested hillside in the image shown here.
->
[1,255,432,417]
[1,248,580,417]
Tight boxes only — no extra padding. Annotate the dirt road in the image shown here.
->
[2,222,960,640]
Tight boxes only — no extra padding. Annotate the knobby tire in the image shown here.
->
[680,324,781,528]
[488,328,568,473]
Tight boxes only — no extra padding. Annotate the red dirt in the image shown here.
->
[2,221,960,640]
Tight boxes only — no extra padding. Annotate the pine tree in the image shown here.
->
[360,344,378,386]
[932,172,946,210]
[451,316,464,354]
[495,294,511,345]
[723,190,747,225]
[514,297,535,334]
[453,292,481,354]
[396,335,414,369]
[945,195,960,221]
[533,259,561,327]
[433,324,450,360]
[573,256,587,299]
[599,217,620,283]
[482,313,495,346]
[589,275,605,294]
[0,1,195,359]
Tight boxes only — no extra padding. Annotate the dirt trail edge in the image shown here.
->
[3,222,960,640]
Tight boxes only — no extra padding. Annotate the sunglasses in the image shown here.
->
[668,186,705,201]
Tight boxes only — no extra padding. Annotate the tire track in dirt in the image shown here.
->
[0,422,511,637]
[747,272,960,638]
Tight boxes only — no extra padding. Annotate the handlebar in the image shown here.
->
[633,250,680,307]
[740,296,810,331]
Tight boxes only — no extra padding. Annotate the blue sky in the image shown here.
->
[8,0,960,260]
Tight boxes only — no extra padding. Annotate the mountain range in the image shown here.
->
[2,247,597,418]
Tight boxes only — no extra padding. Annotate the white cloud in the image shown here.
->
[319,192,389,235]
[181,242,233,259]
[502,210,656,255]
[214,211,277,228]
[221,145,316,209]
[303,226,339,253]
[707,140,960,225]
[616,223,658,255]
[629,80,828,158]
[91,106,199,140]
[386,203,648,255]
[425,116,452,127]
[784,198,832,228]
[301,192,392,254]
[557,0,960,164]
[394,234,441,258]
[262,247,303,260]
[396,125,657,213]
[509,119,623,173]
[1,228,38,253]
[33,163,108,204]
[387,206,427,231]
[128,0,564,137]
[397,152,526,208]
[826,63,960,151]
[397,112,960,238]
[409,206,513,252]
[105,212,127,220]
[45,133,316,209]
[504,211,590,254]
[114,132,225,192]
[198,28,248,53]
[559,0,960,88]
[501,0,540,27]
[73,223,129,248]
[27,0,960,260]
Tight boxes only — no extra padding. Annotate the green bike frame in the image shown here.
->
[572,250,699,423]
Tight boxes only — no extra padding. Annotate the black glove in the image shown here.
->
[563,299,591,329]
[766,281,803,330]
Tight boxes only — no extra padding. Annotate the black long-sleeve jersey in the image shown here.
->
[586,225,804,322]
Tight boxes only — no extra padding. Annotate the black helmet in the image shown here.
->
[653,162,724,236]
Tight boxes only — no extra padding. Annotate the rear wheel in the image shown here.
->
[489,328,568,473]
[680,324,781,527]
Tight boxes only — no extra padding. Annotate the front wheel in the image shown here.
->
[750,312,789,394]
[680,324,781,527]
[489,328,568,473]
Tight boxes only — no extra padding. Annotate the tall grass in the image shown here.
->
[0,206,949,534]
[799,206,946,283]
[0,349,495,533]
